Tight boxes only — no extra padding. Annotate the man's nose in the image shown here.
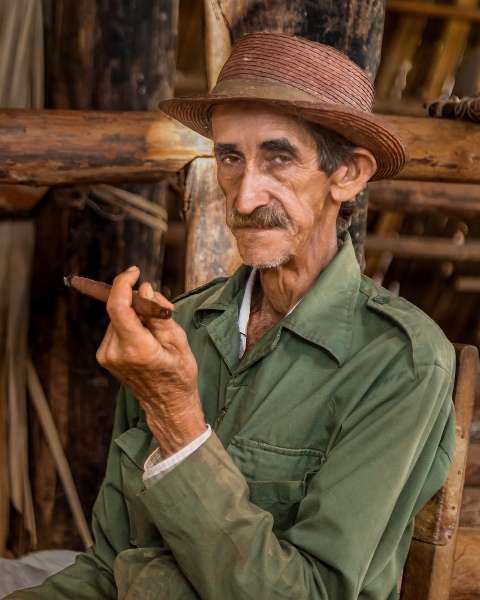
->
[234,165,270,215]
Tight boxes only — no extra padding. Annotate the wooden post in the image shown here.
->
[185,0,388,289]
[27,0,179,550]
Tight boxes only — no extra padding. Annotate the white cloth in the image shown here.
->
[143,425,211,487]
[0,551,78,598]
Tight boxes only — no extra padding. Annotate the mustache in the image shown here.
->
[227,205,291,230]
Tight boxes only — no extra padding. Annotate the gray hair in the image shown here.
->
[301,120,358,242]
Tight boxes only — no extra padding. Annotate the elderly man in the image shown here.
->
[8,33,455,600]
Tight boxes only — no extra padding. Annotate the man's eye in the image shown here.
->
[272,154,291,164]
[221,155,241,165]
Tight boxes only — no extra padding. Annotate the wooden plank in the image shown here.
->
[413,345,477,545]
[401,539,455,600]
[402,345,477,600]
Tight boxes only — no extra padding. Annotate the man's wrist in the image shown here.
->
[148,408,208,458]
[146,397,207,458]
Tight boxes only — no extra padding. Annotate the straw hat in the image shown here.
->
[159,33,408,181]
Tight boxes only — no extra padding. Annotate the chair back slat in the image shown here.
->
[401,343,478,600]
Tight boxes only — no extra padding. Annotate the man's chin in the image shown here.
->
[234,229,294,268]
[239,250,294,269]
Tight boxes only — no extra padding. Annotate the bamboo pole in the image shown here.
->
[26,359,93,550]
[204,0,231,92]
[423,0,477,101]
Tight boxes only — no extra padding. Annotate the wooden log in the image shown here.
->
[0,108,212,186]
[386,0,480,23]
[368,180,480,219]
[1,111,480,186]
[401,344,477,600]
[366,234,480,261]
[388,115,480,184]
[454,277,480,293]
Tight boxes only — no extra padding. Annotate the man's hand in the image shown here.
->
[96,266,207,457]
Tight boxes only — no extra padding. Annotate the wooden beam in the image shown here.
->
[366,234,480,261]
[387,115,480,184]
[1,110,480,186]
[454,277,480,293]
[387,0,480,23]
[369,180,480,219]
[0,108,213,186]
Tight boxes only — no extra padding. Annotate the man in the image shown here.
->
[8,33,455,599]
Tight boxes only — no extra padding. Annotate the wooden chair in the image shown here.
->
[400,343,478,600]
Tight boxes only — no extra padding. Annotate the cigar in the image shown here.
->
[64,275,173,320]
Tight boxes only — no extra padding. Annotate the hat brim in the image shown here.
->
[159,95,409,182]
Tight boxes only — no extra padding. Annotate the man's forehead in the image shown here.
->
[210,101,309,143]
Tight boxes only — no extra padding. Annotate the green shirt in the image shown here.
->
[9,235,455,600]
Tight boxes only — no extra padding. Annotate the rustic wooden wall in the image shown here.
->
[24,0,179,551]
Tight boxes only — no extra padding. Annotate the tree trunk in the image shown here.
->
[185,0,386,288]
[27,0,178,550]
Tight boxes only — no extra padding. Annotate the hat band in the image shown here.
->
[212,79,326,104]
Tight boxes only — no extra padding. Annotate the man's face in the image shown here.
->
[211,102,339,269]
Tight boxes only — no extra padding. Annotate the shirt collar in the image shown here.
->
[195,234,361,366]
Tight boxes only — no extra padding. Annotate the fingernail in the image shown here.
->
[146,283,154,299]
[126,265,139,272]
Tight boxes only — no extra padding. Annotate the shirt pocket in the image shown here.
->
[115,424,166,549]
[227,436,325,536]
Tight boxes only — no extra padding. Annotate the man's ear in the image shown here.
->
[330,149,377,204]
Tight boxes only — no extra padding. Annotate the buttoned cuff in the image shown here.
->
[142,425,212,488]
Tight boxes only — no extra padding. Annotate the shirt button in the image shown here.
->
[373,295,390,304]
[217,408,227,425]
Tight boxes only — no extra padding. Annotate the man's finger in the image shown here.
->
[106,266,143,334]
[138,282,175,312]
